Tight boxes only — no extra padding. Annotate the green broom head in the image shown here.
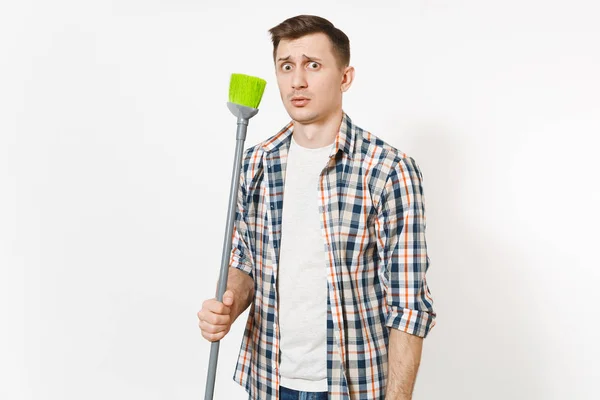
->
[228,73,267,109]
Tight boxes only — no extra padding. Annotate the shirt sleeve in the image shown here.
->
[229,169,254,279]
[376,156,436,338]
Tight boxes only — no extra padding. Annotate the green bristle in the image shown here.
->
[228,73,267,109]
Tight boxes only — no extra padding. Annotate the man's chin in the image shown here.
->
[287,108,319,124]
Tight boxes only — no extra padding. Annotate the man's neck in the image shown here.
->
[292,109,343,149]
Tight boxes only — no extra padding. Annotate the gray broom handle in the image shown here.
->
[204,117,249,400]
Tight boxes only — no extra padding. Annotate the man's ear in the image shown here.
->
[341,66,355,92]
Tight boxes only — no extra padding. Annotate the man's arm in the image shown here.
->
[199,163,255,342]
[228,161,255,323]
[226,267,254,323]
[375,156,436,398]
[385,329,423,400]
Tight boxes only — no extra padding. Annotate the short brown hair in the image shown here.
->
[268,15,350,69]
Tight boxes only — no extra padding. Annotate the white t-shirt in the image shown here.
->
[277,135,334,392]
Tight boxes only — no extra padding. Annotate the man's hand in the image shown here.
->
[197,290,236,342]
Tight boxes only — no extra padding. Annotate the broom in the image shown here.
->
[204,73,266,400]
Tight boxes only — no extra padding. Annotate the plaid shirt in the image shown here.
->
[229,112,436,400]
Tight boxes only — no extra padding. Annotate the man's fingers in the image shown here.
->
[201,327,230,342]
[199,320,229,334]
[198,311,230,326]
[198,295,235,342]
[203,332,224,342]
[202,299,231,315]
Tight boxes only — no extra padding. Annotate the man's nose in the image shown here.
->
[291,69,307,90]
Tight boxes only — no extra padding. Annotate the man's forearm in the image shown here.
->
[385,328,424,400]
[225,267,254,322]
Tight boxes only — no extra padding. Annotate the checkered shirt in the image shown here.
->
[229,112,436,399]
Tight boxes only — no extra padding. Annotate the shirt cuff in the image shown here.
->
[229,253,253,277]
[385,306,436,338]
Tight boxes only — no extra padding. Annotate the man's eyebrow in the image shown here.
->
[302,54,322,62]
[276,54,323,63]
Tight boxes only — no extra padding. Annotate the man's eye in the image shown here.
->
[308,62,320,69]
[282,64,292,71]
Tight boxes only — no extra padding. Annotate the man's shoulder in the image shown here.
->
[352,121,410,166]
[241,141,264,168]
[241,118,295,168]
[352,121,424,190]
[239,142,264,187]
[239,126,287,184]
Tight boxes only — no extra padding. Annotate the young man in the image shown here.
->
[198,15,436,400]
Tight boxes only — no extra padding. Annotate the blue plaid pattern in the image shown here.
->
[229,113,436,399]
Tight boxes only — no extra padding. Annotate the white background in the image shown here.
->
[1,1,599,399]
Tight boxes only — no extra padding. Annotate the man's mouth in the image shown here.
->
[291,97,310,107]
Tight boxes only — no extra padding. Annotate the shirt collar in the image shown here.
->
[262,111,356,160]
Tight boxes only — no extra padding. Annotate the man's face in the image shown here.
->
[274,32,350,125]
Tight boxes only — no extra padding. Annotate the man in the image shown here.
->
[198,15,436,400]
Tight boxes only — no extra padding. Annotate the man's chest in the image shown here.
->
[244,158,380,266]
